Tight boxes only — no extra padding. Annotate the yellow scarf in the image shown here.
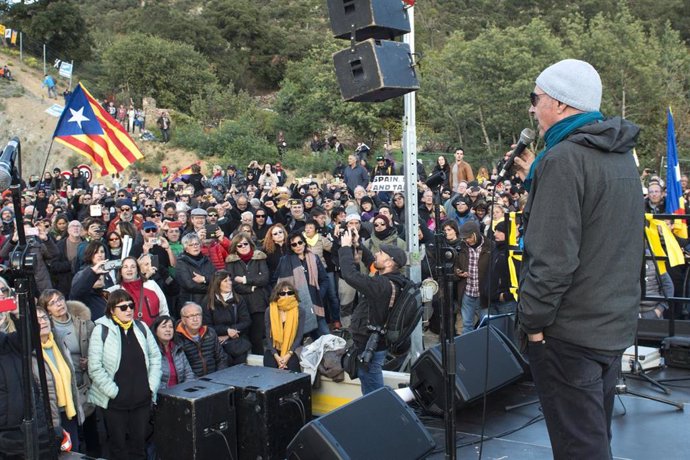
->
[112,314,133,330]
[303,232,319,248]
[269,296,299,357]
[42,333,76,420]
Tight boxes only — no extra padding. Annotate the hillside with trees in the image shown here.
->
[1,0,689,172]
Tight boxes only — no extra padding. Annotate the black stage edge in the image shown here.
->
[420,367,690,459]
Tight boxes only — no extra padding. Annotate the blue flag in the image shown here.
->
[666,107,687,238]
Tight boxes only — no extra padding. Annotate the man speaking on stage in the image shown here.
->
[514,59,644,459]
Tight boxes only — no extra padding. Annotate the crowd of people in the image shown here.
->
[0,100,686,457]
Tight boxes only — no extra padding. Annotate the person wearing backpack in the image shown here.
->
[87,289,161,460]
[339,229,409,395]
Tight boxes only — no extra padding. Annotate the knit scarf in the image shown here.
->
[239,248,254,263]
[112,314,133,331]
[374,226,394,240]
[303,232,319,248]
[41,333,76,419]
[524,111,604,192]
[269,296,299,357]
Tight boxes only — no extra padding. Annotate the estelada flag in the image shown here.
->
[53,83,143,176]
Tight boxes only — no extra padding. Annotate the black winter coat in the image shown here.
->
[175,324,227,377]
[174,252,216,306]
[202,295,251,338]
[225,251,270,314]
[69,267,114,320]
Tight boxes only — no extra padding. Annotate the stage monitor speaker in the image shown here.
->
[333,38,419,103]
[155,380,237,460]
[286,387,435,460]
[203,364,311,460]
[327,0,411,40]
[410,325,524,414]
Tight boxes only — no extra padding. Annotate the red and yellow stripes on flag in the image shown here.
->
[171,161,201,182]
[54,83,143,176]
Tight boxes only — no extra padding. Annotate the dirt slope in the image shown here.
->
[0,54,196,186]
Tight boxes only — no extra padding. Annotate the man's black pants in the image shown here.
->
[528,336,621,460]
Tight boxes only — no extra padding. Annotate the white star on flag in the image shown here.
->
[68,107,90,130]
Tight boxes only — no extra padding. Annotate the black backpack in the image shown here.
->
[385,277,422,354]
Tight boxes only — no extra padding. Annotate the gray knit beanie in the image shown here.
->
[535,59,602,112]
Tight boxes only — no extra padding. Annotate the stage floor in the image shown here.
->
[420,367,690,459]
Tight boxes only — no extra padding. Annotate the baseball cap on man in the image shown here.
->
[458,221,480,239]
[380,244,407,267]
[535,59,602,112]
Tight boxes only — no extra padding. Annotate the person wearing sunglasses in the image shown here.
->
[88,289,161,460]
[509,59,644,459]
[129,222,174,279]
[275,232,329,338]
[263,223,289,276]
[225,233,270,354]
[252,208,270,244]
[362,214,406,275]
[263,281,304,372]
[107,198,143,234]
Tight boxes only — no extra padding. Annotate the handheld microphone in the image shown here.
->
[0,137,19,192]
[497,128,536,181]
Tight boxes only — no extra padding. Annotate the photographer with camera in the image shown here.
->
[338,229,409,395]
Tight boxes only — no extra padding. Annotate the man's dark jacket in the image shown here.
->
[338,246,407,350]
[518,117,644,351]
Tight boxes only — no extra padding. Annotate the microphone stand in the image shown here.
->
[431,183,456,460]
[5,140,56,459]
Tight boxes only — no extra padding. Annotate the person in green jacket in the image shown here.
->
[88,289,161,460]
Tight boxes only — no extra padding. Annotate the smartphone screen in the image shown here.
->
[0,298,17,313]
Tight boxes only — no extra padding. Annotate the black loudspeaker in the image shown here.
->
[286,387,435,460]
[203,365,311,460]
[155,380,237,460]
[410,325,524,414]
[333,38,419,102]
[477,312,517,347]
[326,0,411,40]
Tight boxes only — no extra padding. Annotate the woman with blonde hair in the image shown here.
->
[263,223,289,275]
[264,281,304,371]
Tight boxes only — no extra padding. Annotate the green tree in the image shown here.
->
[6,0,93,63]
[101,33,217,111]
[419,19,564,164]
[562,6,690,167]
[190,83,257,128]
[276,41,401,149]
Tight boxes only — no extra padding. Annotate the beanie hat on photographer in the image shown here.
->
[535,59,602,112]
